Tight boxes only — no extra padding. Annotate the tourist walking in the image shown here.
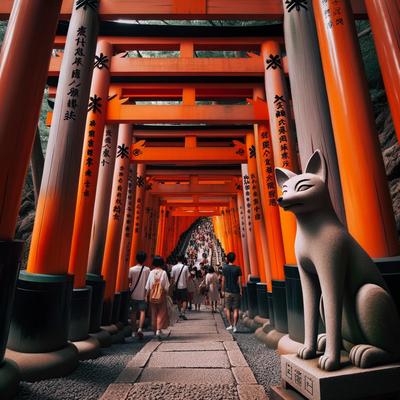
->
[146,256,170,340]
[193,269,205,311]
[205,266,219,313]
[171,255,190,320]
[221,252,242,333]
[128,250,150,340]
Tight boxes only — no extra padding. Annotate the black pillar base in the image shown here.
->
[241,286,248,312]
[256,282,269,318]
[246,276,260,319]
[267,291,275,328]
[0,240,24,364]
[119,290,130,324]
[272,280,288,334]
[111,292,121,324]
[0,358,20,400]
[8,271,74,353]
[68,286,92,342]
[375,257,400,315]
[86,273,105,333]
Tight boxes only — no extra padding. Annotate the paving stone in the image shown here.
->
[125,350,152,368]
[139,368,235,383]
[227,350,249,367]
[223,341,241,352]
[115,366,142,383]
[170,326,218,334]
[157,342,224,352]
[148,351,230,368]
[141,341,161,353]
[99,383,132,400]
[116,382,239,400]
[167,333,233,342]
[237,384,268,400]
[232,367,258,385]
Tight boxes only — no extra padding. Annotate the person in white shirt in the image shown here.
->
[145,256,170,339]
[171,255,190,320]
[128,251,150,340]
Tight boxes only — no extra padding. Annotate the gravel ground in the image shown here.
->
[15,337,149,400]
[220,312,281,397]
[108,382,239,400]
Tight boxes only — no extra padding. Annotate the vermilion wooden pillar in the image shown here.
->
[365,0,400,143]
[129,165,146,266]
[241,164,260,279]
[69,40,113,289]
[246,132,271,286]
[254,124,285,282]
[236,191,251,280]
[156,205,166,255]
[115,160,137,324]
[0,0,62,389]
[0,0,62,240]
[261,45,298,264]
[87,124,118,275]
[101,124,133,324]
[115,161,137,293]
[229,198,244,270]
[313,0,399,257]
[282,1,346,223]
[27,1,99,275]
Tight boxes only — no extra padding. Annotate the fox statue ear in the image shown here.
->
[275,168,297,188]
[305,150,327,182]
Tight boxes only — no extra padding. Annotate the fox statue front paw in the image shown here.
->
[297,345,317,360]
[318,354,340,371]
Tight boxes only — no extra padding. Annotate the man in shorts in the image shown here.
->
[128,250,150,339]
[171,255,190,320]
[221,252,242,333]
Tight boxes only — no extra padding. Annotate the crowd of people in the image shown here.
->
[128,218,243,339]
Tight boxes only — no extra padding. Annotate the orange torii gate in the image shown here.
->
[1,2,399,394]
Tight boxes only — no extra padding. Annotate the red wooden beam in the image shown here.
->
[0,0,367,20]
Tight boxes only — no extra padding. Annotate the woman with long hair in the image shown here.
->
[206,266,219,313]
[145,256,170,340]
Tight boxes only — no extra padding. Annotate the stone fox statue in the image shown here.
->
[275,150,400,371]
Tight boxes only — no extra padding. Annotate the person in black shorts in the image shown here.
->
[221,252,242,333]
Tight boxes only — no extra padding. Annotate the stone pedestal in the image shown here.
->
[278,354,400,400]
[69,286,92,341]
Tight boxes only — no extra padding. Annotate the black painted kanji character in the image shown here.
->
[94,52,109,69]
[87,149,93,156]
[89,120,96,127]
[103,148,110,158]
[83,190,89,197]
[67,99,78,109]
[117,143,129,159]
[77,26,87,36]
[86,157,93,166]
[266,54,282,70]
[274,94,286,103]
[64,110,76,120]
[85,169,92,176]
[67,87,79,97]
[89,130,95,137]
[88,95,102,113]
[137,176,145,187]
[285,0,308,13]
[88,139,94,147]
[101,159,109,166]
[75,47,85,57]
[76,0,99,11]
[75,37,86,47]
[248,145,256,159]
[73,57,83,66]
[71,69,81,79]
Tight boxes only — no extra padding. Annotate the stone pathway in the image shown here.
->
[100,309,268,400]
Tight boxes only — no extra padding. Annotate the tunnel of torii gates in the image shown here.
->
[0,0,400,393]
